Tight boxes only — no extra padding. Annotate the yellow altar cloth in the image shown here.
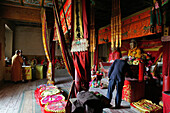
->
[35,65,43,79]
[22,66,32,80]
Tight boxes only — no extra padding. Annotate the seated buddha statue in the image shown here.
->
[128,39,141,59]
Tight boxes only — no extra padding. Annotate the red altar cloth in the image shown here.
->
[122,78,145,103]
[162,91,170,113]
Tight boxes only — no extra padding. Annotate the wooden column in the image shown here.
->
[90,1,95,68]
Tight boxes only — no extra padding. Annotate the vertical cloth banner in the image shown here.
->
[53,0,75,77]
[71,0,90,92]
[90,2,95,67]
[111,0,121,49]
[41,8,52,81]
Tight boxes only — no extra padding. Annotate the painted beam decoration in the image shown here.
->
[4,0,55,7]
[98,25,111,45]
[59,0,72,34]
[44,0,53,7]
[162,0,169,6]
[23,0,41,6]
[121,8,154,40]
[98,7,162,44]
[4,0,20,2]
[3,0,72,35]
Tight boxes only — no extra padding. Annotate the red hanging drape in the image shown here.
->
[53,0,75,78]
[71,0,90,92]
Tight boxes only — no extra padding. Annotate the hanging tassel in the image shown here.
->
[150,9,154,25]
[150,8,155,33]
[158,8,162,25]
[156,9,159,25]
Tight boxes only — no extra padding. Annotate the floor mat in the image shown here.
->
[18,86,71,113]
[18,89,41,113]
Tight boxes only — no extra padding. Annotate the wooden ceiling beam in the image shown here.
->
[0,4,41,23]
[0,4,53,24]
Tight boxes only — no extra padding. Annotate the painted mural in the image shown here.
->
[98,7,162,44]
[23,0,41,6]
[98,25,111,45]
[5,0,20,2]
[44,0,53,7]
[4,0,64,7]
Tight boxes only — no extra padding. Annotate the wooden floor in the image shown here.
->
[0,73,136,113]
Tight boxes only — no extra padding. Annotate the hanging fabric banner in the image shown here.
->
[111,0,121,49]
[53,18,59,41]
[71,0,90,91]
[53,0,75,77]
[41,8,52,81]
[71,0,89,52]
[90,2,95,68]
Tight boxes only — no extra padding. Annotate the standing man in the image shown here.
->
[107,56,131,108]
[11,50,23,82]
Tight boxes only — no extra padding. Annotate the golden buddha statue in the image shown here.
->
[128,39,141,58]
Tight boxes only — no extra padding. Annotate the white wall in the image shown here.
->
[5,29,13,58]
[14,26,62,56]
[14,26,45,55]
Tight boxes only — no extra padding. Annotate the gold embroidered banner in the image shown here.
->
[111,0,121,49]
[41,8,52,80]
[90,3,95,53]
[74,0,84,40]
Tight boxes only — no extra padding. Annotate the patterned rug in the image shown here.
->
[18,89,41,113]
[18,86,71,113]
[18,78,136,113]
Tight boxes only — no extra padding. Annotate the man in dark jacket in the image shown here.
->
[106,56,130,108]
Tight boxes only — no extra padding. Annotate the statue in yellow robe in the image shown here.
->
[128,39,141,58]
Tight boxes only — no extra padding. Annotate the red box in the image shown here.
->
[122,78,145,103]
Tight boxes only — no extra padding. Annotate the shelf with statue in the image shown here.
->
[127,52,155,81]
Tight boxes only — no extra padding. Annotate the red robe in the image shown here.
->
[109,50,121,62]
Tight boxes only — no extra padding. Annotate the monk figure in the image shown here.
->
[11,50,23,82]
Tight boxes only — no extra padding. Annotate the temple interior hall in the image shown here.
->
[0,0,170,113]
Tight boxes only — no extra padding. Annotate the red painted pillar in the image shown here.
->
[51,41,56,81]
[139,62,144,82]
[95,45,99,72]
[162,42,170,91]
[162,41,170,113]
[95,33,98,72]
